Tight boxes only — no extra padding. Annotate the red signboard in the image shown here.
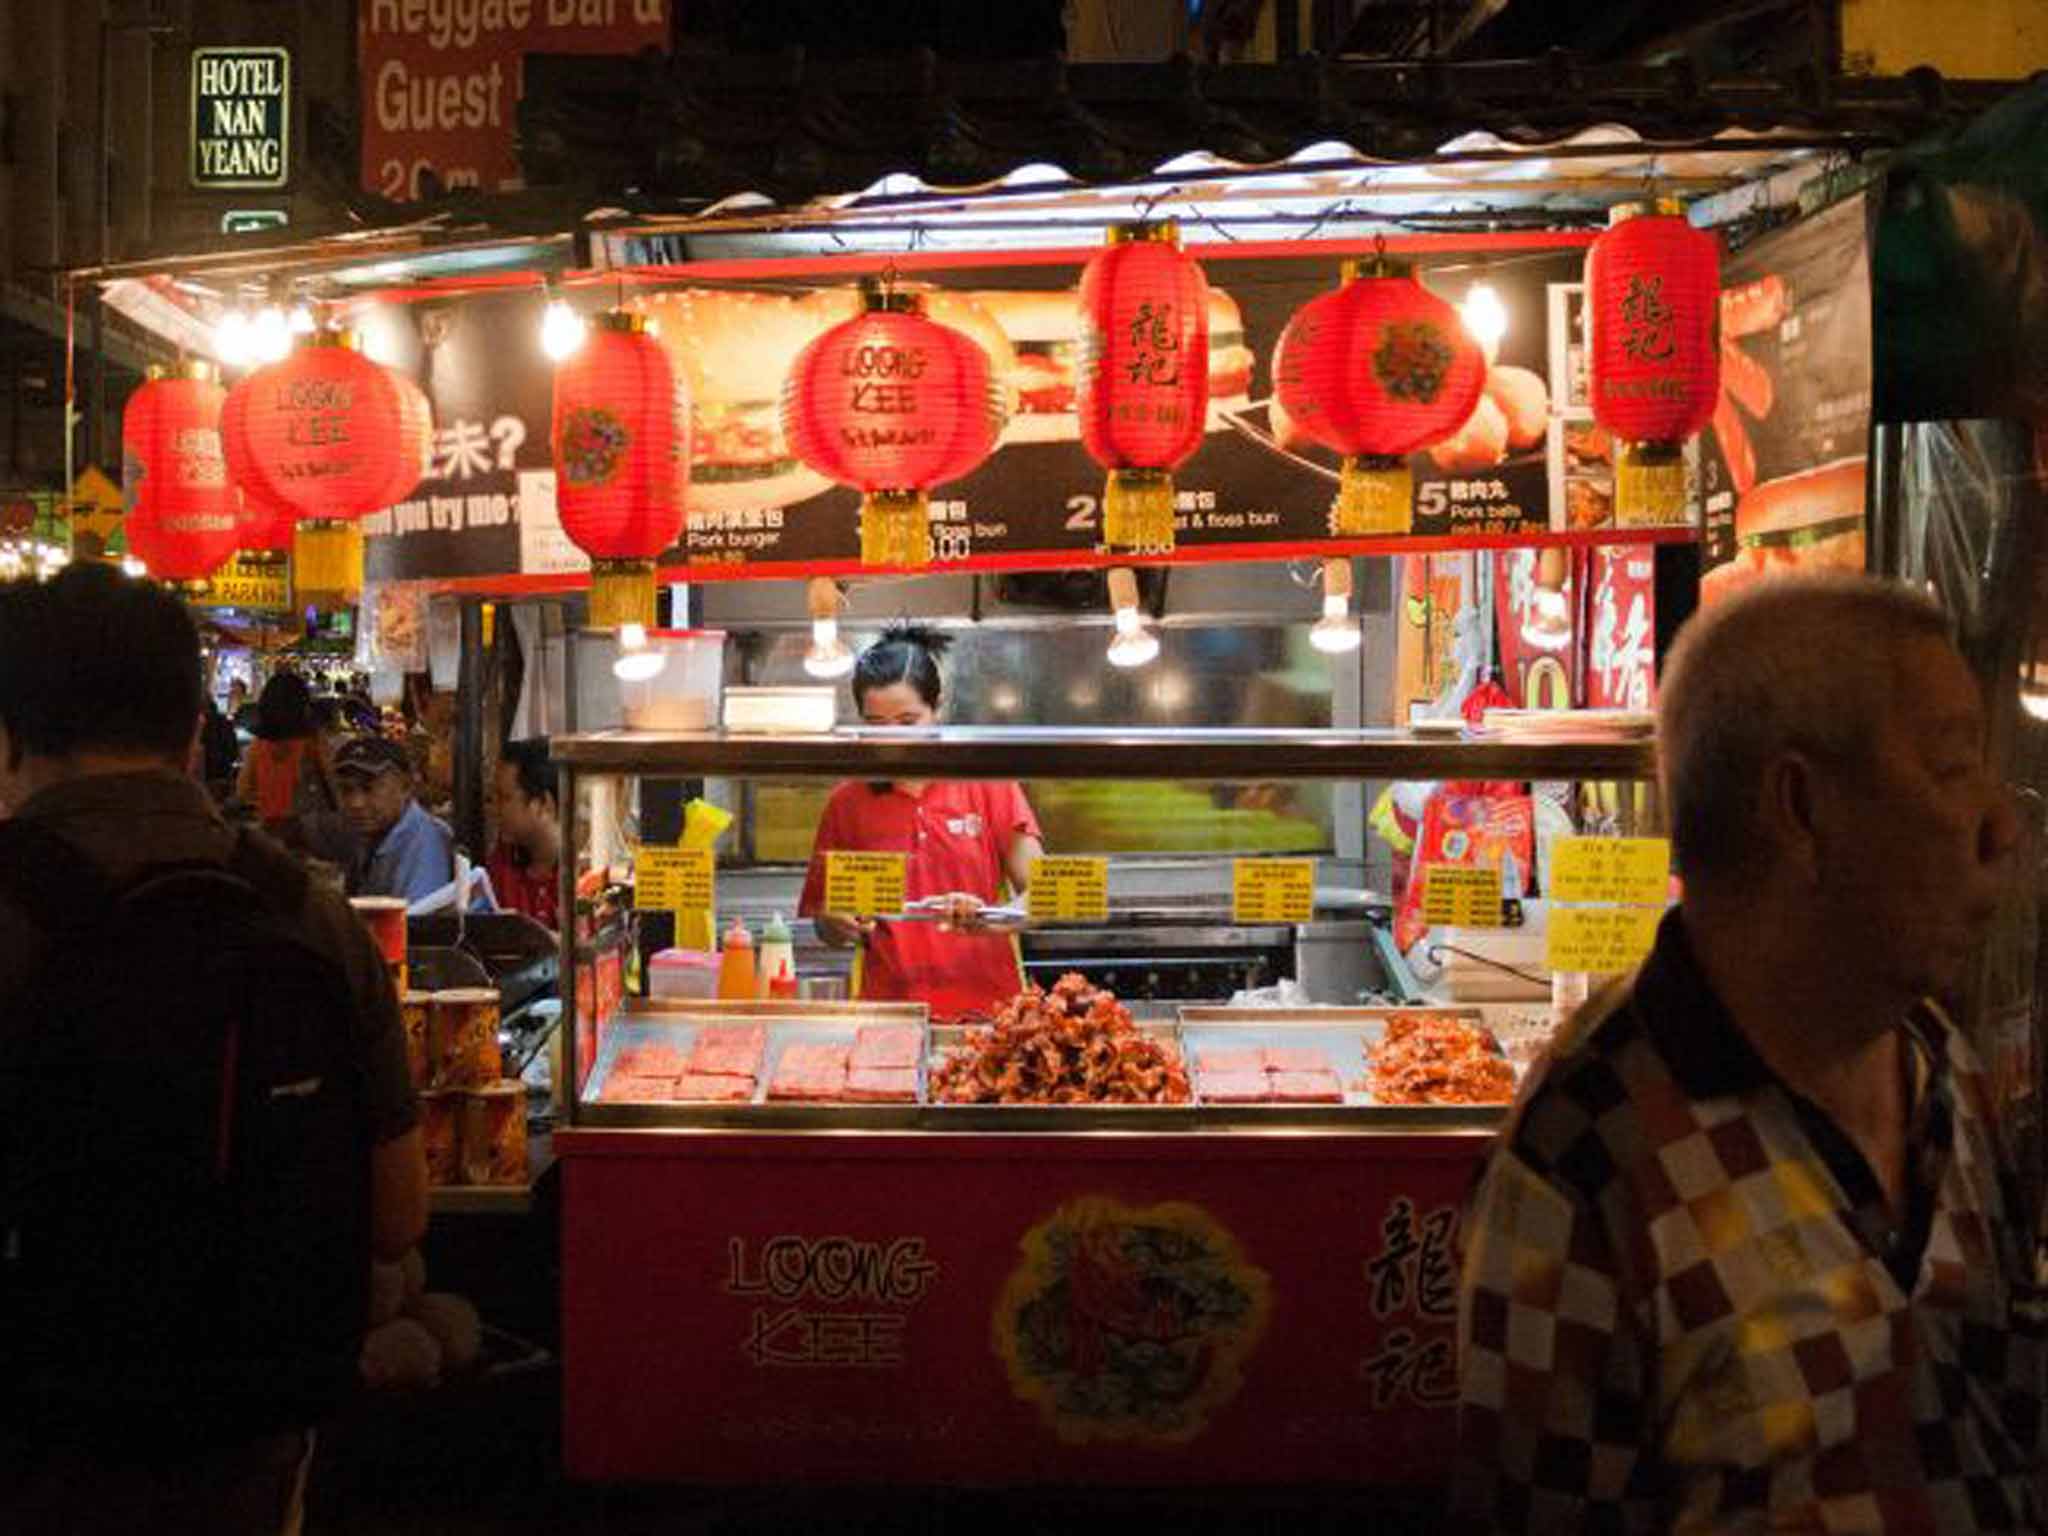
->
[359,0,668,201]
[559,1129,1485,1485]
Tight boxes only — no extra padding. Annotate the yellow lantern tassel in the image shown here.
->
[1102,468,1176,556]
[1333,454,1412,537]
[588,559,657,630]
[1615,440,1687,527]
[860,489,932,568]
[293,520,364,609]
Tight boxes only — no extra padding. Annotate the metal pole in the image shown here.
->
[92,15,110,473]
[454,599,488,861]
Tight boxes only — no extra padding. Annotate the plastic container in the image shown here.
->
[716,918,755,1001]
[755,913,794,1001]
[614,629,725,731]
[649,948,720,1001]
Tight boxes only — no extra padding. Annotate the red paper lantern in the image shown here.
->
[1076,221,1210,555]
[1272,255,1486,536]
[551,312,688,629]
[220,379,295,566]
[1585,198,1720,524]
[225,331,431,605]
[783,284,1004,568]
[121,362,239,589]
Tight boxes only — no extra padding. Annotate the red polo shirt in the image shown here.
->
[798,779,1040,1022]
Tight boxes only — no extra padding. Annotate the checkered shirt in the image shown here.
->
[1454,910,2047,1533]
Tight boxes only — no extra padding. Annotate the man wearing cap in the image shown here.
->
[335,736,456,905]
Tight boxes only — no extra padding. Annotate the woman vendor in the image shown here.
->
[798,625,1043,1020]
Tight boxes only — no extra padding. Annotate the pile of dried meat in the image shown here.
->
[1365,1012,1515,1106]
[930,973,1190,1106]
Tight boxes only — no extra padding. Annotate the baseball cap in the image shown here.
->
[333,735,412,782]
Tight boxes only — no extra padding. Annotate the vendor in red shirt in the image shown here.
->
[486,738,561,930]
[799,626,1043,1021]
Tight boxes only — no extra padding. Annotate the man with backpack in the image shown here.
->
[0,563,428,1534]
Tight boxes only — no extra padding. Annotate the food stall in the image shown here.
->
[548,727,1654,1485]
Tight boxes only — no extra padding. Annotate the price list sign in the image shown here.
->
[1232,859,1315,924]
[824,852,908,918]
[1420,864,1504,928]
[1027,857,1109,923]
[1545,836,1671,974]
[635,846,714,913]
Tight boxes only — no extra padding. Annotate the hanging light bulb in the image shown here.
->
[540,299,588,361]
[802,577,855,679]
[1309,557,1362,655]
[1105,566,1160,669]
[120,555,148,579]
[2023,656,2048,722]
[250,305,293,363]
[1520,547,1573,652]
[215,310,254,368]
[1460,281,1508,364]
[612,621,669,682]
[287,303,316,336]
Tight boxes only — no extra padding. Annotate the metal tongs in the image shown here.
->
[889,895,1031,933]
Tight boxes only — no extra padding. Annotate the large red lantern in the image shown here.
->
[1273,255,1487,536]
[219,380,295,567]
[1585,198,1720,525]
[550,311,688,629]
[1076,221,1210,555]
[121,361,239,590]
[783,284,1004,568]
[225,330,432,604]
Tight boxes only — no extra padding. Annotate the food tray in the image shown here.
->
[921,1019,1199,1126]
[1177,1005,1509,1110]
[584,1000,928,1127]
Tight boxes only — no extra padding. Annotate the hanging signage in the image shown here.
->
[191,48,291,190]
[200,555,292,613]
[359,1,668,202]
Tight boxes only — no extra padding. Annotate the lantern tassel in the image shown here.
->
[860,490,932,568]
[1333,455,1412,537]
[1615,441,1687,527]
[1102,468,1176,556]
[294,521,363,609]
[589,558,658,630]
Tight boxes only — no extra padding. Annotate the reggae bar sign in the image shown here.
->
[191,48,291,189]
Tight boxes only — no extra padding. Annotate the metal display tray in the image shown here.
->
[1178,1005,1512,1116]
[583,1000,929,1130]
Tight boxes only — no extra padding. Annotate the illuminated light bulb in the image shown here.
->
[540,300,588,361]
[287,304,316,335]
[612,621,668,681]
[120,556,148,579]
[1520,547,1573,652]
[803,616,855,680]
[1105,566,1159,668]
[250,305,292,362]
[1309,557,1361,654]
[1461,281,1508,364]
[215,310,254,367]
[2024,686,2048,723]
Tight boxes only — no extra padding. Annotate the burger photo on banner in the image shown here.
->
[1699,192,1874,603]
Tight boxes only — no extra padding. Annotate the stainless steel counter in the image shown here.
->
[552,726,1656,783]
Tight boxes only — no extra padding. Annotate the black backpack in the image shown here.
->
[0,822,371,1450]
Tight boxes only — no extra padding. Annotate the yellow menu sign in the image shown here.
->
[824,851,908,918]
[1546,905,1662,975]
[201,556,291,612]
[1232,858,1315,924]
[1549,837,1672,907]
[1028,856,1109,922]
[1421,864,1504,928]
[635,846,714,913]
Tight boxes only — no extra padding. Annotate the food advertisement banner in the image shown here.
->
[559,1131,1481,1484]
[360,235,1658,588]
[358,1,668,202]
[1700,193,1874,603]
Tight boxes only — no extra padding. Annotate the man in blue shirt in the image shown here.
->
[335,737,454,905]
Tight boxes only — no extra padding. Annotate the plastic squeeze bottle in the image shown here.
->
[716,917,755,1001]
[756,913,794,1001]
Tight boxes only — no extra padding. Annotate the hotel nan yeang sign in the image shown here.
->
[191,47,291,189]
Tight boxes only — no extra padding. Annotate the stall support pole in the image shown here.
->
[454,599,488,862]
[556,761,579,1125]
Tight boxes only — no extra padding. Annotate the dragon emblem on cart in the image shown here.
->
[993,1195,1270,1444]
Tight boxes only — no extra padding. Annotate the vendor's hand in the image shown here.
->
[814,911,873,949]
[935,892,987,933]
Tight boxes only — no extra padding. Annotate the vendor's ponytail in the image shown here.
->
[854,623,950,711]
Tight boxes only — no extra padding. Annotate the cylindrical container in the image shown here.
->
[461,1082,528,1186]
[399,991,433,1091]
[420,1091,461,1185]
[799,974,849,1004]
[350,896,409,968]
[433,988,502,1088]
